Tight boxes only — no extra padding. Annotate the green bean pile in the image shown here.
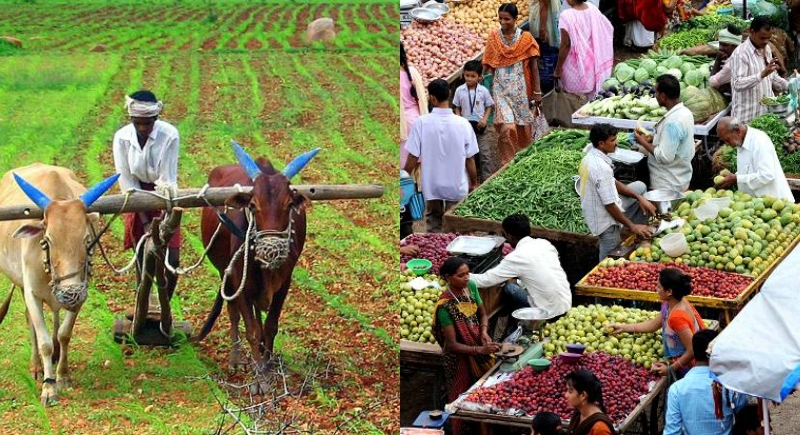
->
[658,29,714,50]
[513,129,590,163]
[454,148,589,234]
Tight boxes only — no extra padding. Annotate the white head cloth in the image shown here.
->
[125,95,164,118]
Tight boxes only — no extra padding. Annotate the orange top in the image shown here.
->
[483,30,540,100]
[588,421,614,435]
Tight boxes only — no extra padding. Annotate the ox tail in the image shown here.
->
[0,285,14,327]
[194,291,224,342]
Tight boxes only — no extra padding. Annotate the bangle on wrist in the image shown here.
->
[533,91,542,95]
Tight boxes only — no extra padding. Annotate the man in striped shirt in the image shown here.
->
[730,16,788,123]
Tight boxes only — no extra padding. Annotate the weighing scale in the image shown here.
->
[446,235,506,274]
[497,308,552,373]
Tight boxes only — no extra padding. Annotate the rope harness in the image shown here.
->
[40,235,92,312]
[90,185,297,304]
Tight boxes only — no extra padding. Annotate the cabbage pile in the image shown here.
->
[603,53,712,93]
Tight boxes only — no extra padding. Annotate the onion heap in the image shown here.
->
[401,19,484,85]
[465,352,659,423]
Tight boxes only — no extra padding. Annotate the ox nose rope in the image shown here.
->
[40,236,91,312]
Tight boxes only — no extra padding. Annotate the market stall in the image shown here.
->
[575,187,800,324]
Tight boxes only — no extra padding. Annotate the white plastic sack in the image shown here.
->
[709,244,800,402]
[624,20,655,48]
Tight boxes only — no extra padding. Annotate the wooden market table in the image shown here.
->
[445,359,667,434]
[575,233,800,325]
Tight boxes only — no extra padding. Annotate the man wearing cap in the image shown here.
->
[112,89,181,315]
[709,25,743,99]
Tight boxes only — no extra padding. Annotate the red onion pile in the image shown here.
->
[401,20,484,85]
[466,352,659,424]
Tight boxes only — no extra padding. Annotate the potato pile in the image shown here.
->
[785,129,800,154]
[401,19,484,84]
[450,0,530,40]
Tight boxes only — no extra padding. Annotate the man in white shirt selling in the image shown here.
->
[709,25,743,99]
[470,214,572,317]
[716,116,795,203]
[404,79,479,233]
[113,90,181,314]
[634,74,695,192]
[583,124,656,260]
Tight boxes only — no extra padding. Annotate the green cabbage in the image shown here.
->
[698,64,711,79]
[684,69,704,87]
[656,66,668,75]
[679,62,695,77]
[624,80,639,89]
[666,55,683,69]
[666,68,683,81]
[641,59,658,74]
[615,64,635,83]
[634,67,650,84]
[603,78,620,90]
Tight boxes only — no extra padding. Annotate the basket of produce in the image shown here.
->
[761,94,790,114]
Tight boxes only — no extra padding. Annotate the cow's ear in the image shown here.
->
[224,192,253,209]
[13,222,45,239]
[293,192,310,211]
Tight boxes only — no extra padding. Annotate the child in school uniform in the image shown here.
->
[453,60,496,183]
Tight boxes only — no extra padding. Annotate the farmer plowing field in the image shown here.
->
[113,89,181,315]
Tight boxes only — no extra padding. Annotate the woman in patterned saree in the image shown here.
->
[433,257,501,434]
[553,0,614,99]
[483,3,542,166]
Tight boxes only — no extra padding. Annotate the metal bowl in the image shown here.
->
[512,307,553,332]
[644,189,685,215]
[410,7,442,23]
[767,102,789,114]
[423,2,450,14]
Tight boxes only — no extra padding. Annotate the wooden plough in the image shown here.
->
[0,184,385,346]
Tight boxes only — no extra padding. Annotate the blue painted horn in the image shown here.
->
[282,148,320,180]
[13,173,52,210]
[80,173,121,208]
[232,140,262,180]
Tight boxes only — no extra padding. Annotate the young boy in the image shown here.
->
[453,60,496,183]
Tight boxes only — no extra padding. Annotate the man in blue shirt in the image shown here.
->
[664,329,750,435]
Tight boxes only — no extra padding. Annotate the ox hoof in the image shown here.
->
[40,387,58,407]
[57,377,73,391]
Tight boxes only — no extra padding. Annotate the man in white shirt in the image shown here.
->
[404,79,479,233]
[583,124,656,260]
[634,74,695,192]
[716,117,795,203]
[112,90,181,313]
[730,16,788,123]
[470,214,572,316]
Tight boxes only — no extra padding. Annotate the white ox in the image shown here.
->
[0,163,118,405]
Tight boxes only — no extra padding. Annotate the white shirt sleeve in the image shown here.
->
[112,132,139,192]
[470,254,524,288]
[737,142,776,191]
[405,121,423,159]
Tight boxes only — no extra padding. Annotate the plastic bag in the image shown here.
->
[503,326,524,345]
[788,73,800,114]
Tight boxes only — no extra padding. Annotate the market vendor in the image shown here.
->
[730,16,788,123]
[715,116,795,203]
[609,268,706,378]
[433,257,501,435]
[634,74,695,192]
[580,123,656,261]
[709,25,744,99]
[469,214,572,316]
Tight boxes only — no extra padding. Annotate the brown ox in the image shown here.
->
[0,164,119,405]
[196,143,317,391]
